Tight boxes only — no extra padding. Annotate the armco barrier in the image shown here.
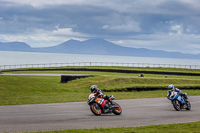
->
[0,62,200,70]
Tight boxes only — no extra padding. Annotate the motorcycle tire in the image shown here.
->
[172,100,181,111]
[112,102,122,115]
[186,101,191,110]
[90,103,102,116]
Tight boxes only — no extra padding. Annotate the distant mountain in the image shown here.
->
[0,38,200,59]
[0,42,32,52]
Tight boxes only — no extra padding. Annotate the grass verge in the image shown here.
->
[1,74,200,105]
[4,66,200,74]
[31,121,200,133]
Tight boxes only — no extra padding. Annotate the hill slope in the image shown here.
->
[0,38,200,59]
[0,42,32,52]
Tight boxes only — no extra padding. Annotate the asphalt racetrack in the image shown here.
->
[0,96,200,132]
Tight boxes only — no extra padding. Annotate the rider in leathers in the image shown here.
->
[167,84,188,108]
[90,85,111,113]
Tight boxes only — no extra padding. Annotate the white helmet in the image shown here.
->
[168,84,174,90]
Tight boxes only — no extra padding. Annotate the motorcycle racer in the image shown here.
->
[167,84,188,108]
[90,85,112,113]
[167,84,188,100]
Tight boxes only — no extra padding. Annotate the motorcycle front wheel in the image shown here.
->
[90,103,102,116]
[186,101,191,110]
[112,102,122,115]
[172,100,181,111]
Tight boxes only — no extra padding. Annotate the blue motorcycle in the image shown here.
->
[169,91,191,111]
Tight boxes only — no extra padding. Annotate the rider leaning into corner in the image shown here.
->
[90,85,112,113]
[167,84,189,108]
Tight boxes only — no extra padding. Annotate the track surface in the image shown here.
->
[0,96,200,133]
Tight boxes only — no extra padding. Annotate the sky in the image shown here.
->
[0,0,200,54]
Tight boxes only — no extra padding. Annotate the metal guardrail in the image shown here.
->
[0,62,200,70]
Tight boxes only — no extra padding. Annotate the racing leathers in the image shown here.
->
[94,89,111,113]
[167,87,188,101]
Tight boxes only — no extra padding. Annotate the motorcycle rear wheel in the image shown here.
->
[90,103,102,116]
[112,102,122,115]
[172,100,181,111]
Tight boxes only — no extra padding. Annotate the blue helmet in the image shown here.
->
[168,84,174,90]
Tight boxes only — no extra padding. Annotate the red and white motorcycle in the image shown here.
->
[87,93,122,116]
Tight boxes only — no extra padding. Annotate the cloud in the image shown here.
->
[1,0,200,54]
[1,0,87,8]
[170,25,183,35]
[0,27,88,47]
[102,20,141,32]
[112,32,200,54]
[52,27,87,37]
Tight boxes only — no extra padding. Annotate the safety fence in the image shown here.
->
[0,62,200,70]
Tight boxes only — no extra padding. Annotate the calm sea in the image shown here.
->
[0,51,200,67]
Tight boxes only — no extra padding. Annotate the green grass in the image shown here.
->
[4,70,200,79]
[31,121,200,133]
[4,66,200,74]
[1,74,200,105]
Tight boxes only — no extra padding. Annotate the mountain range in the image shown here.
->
[0,38,200,59]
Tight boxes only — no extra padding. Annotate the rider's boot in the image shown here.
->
[105,109,111,113]
[103,105,111,113]
[181,104,184,109]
